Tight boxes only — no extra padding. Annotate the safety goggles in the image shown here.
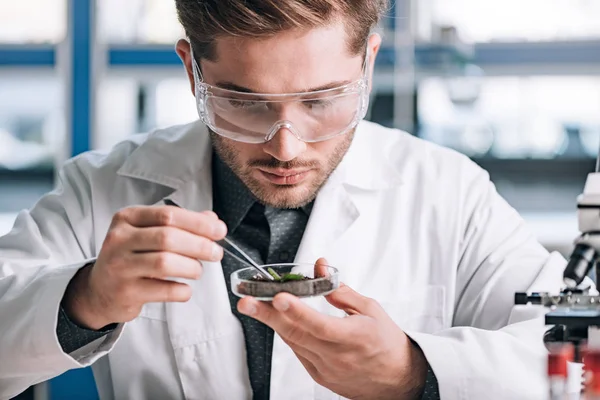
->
[190,45,371,144]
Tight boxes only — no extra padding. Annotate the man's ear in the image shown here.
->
[176,39,195,96]
[366,33,382,92]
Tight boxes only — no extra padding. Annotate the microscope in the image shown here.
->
[516,162,600,361]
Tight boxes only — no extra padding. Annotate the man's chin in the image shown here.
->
[251,181,317,209]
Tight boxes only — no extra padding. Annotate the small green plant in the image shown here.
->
[267,267,281,280]
[280,273,306,282]
[267,267,306,282]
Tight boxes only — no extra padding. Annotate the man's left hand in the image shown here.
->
[237,259,429,400]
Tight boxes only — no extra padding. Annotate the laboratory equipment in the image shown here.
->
[232,263,339,301]
[585,348,600,399]
[515,143,600,364]
[547,343,573,399]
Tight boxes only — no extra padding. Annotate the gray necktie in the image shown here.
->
[222,203,309,399]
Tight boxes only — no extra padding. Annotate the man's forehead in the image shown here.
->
[201,23,363,94]
[213,21,353,61]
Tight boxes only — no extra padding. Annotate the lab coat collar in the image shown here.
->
[116,120,212,190]
[116,119,405,193]
[330,120,405,191]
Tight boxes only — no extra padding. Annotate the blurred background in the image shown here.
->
[1,0,600,398]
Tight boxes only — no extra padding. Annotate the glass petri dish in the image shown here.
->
[231,263,339,301]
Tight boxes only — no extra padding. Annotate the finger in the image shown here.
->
[328,283,359,315]
[163,200,218,221]
[201,210,219,220]
[115,206,228,240]
[137,278,193,303]
[129,252,203,280]
[238,293,341,344]
[314,257,329,278]
[325,284,384,318]
[129,226,223,261]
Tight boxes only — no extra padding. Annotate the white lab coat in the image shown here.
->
[0,120,568,400]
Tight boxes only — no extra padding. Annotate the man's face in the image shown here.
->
[178,22,380,208]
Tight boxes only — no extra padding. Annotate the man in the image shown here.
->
[0,0,567,399]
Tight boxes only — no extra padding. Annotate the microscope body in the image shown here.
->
[516,171,600,358]
[564,173,600,288]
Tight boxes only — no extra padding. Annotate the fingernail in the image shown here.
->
[214,221,227,238]
[212,243,222,260]
[240,301,257,316]
[273,297,290,311]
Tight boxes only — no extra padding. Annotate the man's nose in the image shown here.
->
[262,128,307,162]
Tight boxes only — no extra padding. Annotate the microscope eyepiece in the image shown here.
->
[563,243,597,288]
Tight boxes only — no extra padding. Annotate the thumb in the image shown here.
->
[325,283,384,318]
[314,257,330,278]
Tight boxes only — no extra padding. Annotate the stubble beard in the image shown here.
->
[211,130,355,209]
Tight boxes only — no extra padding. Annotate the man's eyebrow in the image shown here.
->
[214,80,353,94]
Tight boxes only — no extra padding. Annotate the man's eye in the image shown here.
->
[228,99,250,108]
[304,99,333,109]
[227,100,267,111]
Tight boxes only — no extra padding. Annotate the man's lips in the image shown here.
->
[258,168,311,177]
[257,168,312,185]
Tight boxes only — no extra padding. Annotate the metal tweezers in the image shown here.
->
[163,199,273,280]
[217,237,274,280]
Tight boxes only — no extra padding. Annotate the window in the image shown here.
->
[95,77,197,150]
[0,0,66,43]
[98,0,184,43]
[431,0,600,42]
[153,78,198,128]
[0,76,64,171]
[418,76,600,159]
[0,75,61,215]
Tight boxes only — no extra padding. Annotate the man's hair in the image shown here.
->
[175,0,388,61]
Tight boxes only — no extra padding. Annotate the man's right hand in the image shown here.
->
[62,205,227,330]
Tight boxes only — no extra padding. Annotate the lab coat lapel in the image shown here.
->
[122,123,251,399]
[295,184,360,263]
[159,177,251,399]
[270,171,361,399]
[159,159,220,342]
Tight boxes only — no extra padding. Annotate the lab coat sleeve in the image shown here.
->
[406,160,567,400]
[0,159,123,399]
